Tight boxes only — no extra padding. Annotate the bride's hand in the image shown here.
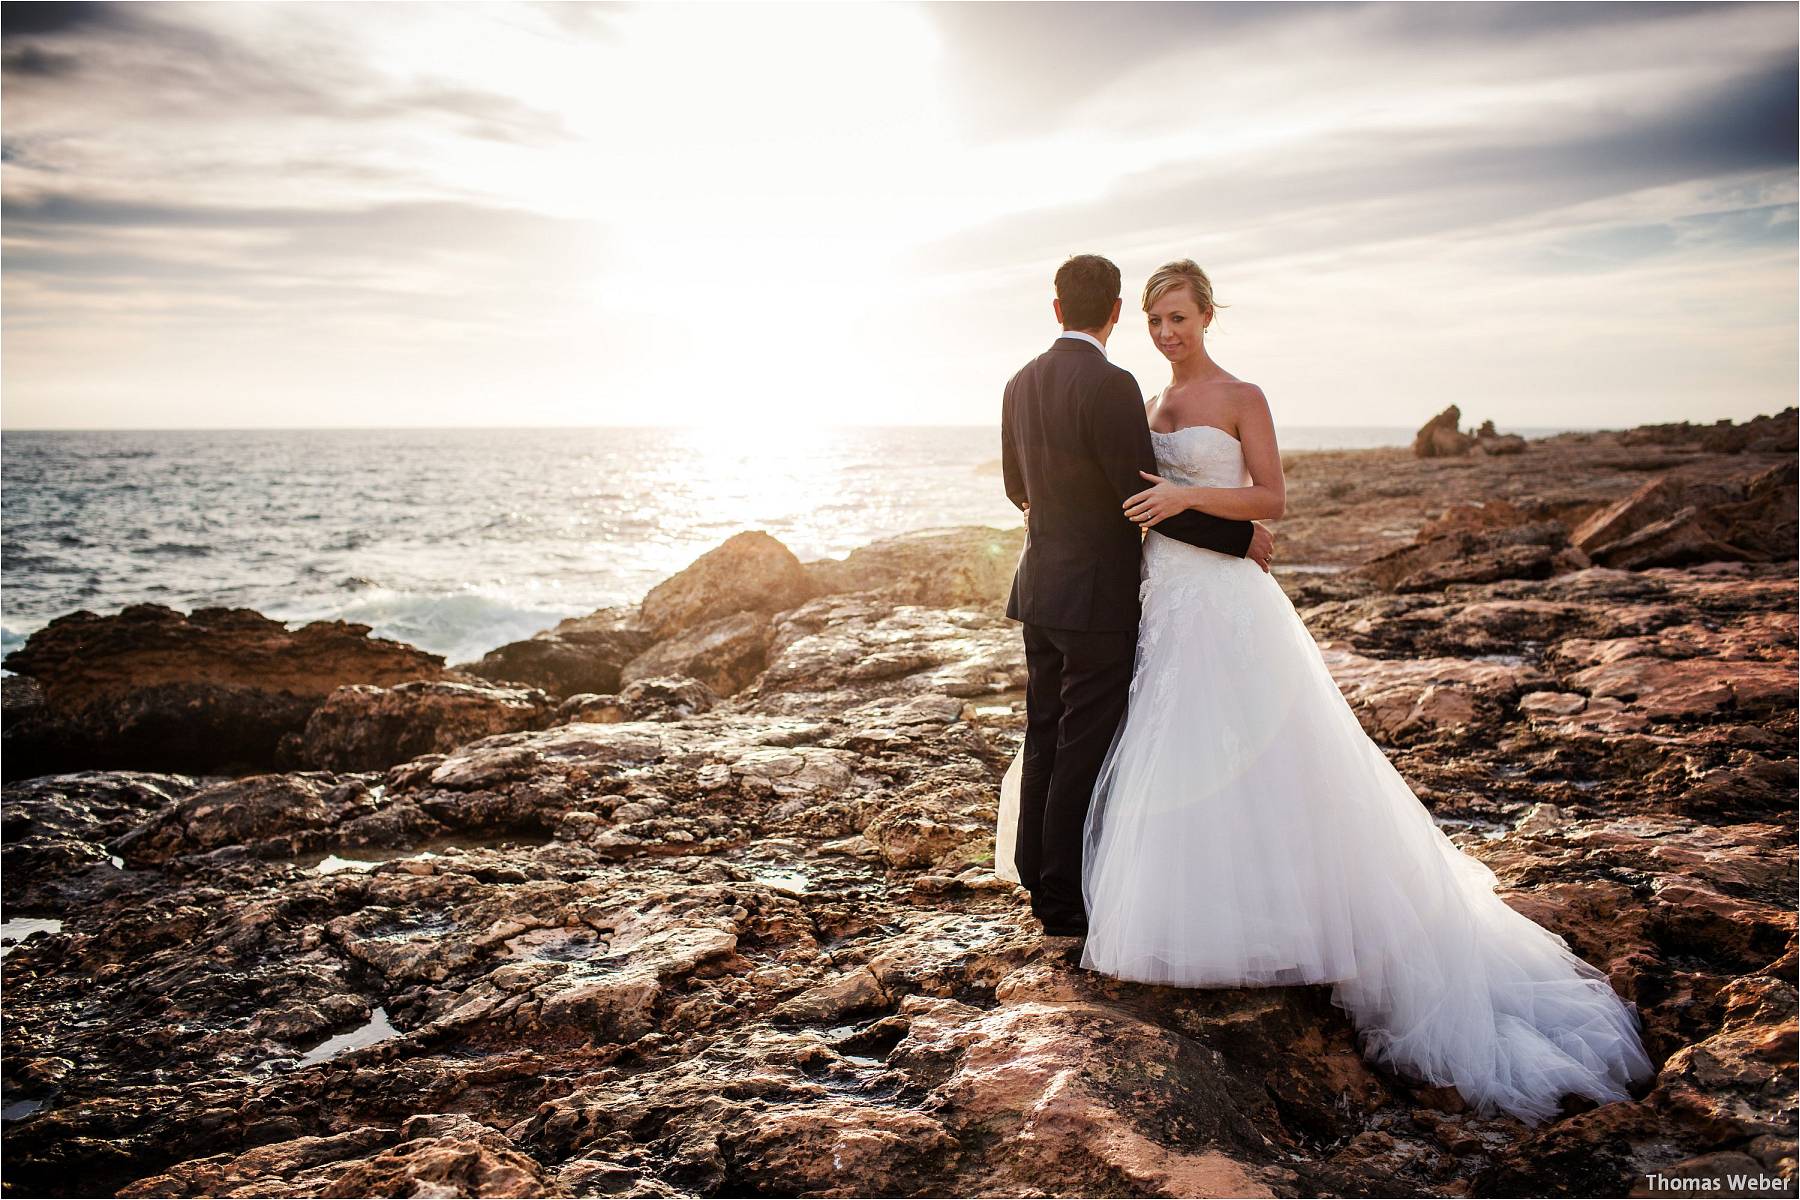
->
[1124,472,1192,527]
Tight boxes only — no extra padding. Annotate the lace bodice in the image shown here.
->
[1149,425,1251,489]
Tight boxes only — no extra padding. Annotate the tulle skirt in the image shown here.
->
[999,532,1654,1125]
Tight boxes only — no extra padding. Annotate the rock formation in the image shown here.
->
[638,530,816,638]
[1412,405,1475,458]
[463,606,653,699]
[2,414,1794,1199]
[1,605,450,779]
[1572,461,1798,570]
[804,526,1026,610]
[293,679,557,773]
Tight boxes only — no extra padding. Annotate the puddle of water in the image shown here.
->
[284,834,530,875]
[310,851,434,876]
[367,913,456,943]
[505,926,611,964]
[297,1006,399,1066]
[747,865,812,894]
[1,917,64,958]
[2,1098,44,1121]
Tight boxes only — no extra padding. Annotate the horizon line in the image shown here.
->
[0,421,1600,434]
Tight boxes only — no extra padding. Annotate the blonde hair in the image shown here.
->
[1142,259,1227,322]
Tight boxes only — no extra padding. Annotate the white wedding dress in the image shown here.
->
[995,424,1653,1125]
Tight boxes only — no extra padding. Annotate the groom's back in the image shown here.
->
[1002,340,1146,633]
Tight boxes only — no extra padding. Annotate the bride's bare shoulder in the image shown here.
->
[1226,380,1272,420]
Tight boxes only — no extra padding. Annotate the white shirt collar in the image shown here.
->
[1057,330,1106,357]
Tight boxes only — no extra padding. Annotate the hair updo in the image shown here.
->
[1142,259,1227,322]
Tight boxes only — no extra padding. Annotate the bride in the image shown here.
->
[994,259,1653,1126]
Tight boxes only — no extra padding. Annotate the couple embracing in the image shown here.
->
[994,253,1653,1125]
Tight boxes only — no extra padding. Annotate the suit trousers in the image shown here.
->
[1015,621,1137,931]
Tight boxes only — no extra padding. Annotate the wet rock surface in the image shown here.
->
[2,415,1793,1198]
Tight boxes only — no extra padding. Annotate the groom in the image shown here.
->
[1000,254,1274,938]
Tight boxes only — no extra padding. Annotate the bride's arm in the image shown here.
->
[1124,388,1285,525]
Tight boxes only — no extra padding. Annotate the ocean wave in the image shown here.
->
[132,541,213,558]
[278,586,586,666]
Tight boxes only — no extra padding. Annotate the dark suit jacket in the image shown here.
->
[1002,336,1255,631]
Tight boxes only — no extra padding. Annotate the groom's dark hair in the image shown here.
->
[1055,254,1122,331]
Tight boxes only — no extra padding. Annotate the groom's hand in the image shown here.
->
[1247,523,1274,572]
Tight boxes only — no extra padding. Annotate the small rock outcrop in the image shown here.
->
[1412,405,1474,458]
[1572,462,1798,570]
[1,605,449,778]
[463,606,652,698]
[639,531,816,638]
[1619,406,1797,454]
[620,611,771,696]
[804,526,1025,610]
[293,679,555,772]
[553,676,720,725]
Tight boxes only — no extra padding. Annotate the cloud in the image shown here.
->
[910,45,1798,277]
[1,2,573,151]
[923,1,1762,141]
[0,1,125,40]
[0,43,80,76]
[0,0,1792,429]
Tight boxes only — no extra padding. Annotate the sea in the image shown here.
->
[1,424,1470,667]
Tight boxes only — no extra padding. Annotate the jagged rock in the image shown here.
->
[804,526,1025,609]
[1,771,199,909]
[556,677,719,725]
[1619,407,1798,454]
[554,693,630,724]
[464,606,652,698]
[1470,420,1528,455]
[114,1125,409,1198]
[1,605,448,778]
[322,1113,550,1197]
[1412,405,1473,458]
[110,773,384,864]
[773,967,889,1022]
[3,416,1796,1200]
[1318,643,1551,741]
[1565,657,1792,721]
[1355,523,1568,593]
[294,679,555,772]
[1572,464,1798,570]
[619,675,717,717]
[639,531,816,638]
[621,611,770,696]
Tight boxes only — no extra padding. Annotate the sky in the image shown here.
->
[2,1,1795,431]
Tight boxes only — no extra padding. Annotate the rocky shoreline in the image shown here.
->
[2,412,1794,1198]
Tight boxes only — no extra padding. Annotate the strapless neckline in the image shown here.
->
[1150,424,1240,445]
